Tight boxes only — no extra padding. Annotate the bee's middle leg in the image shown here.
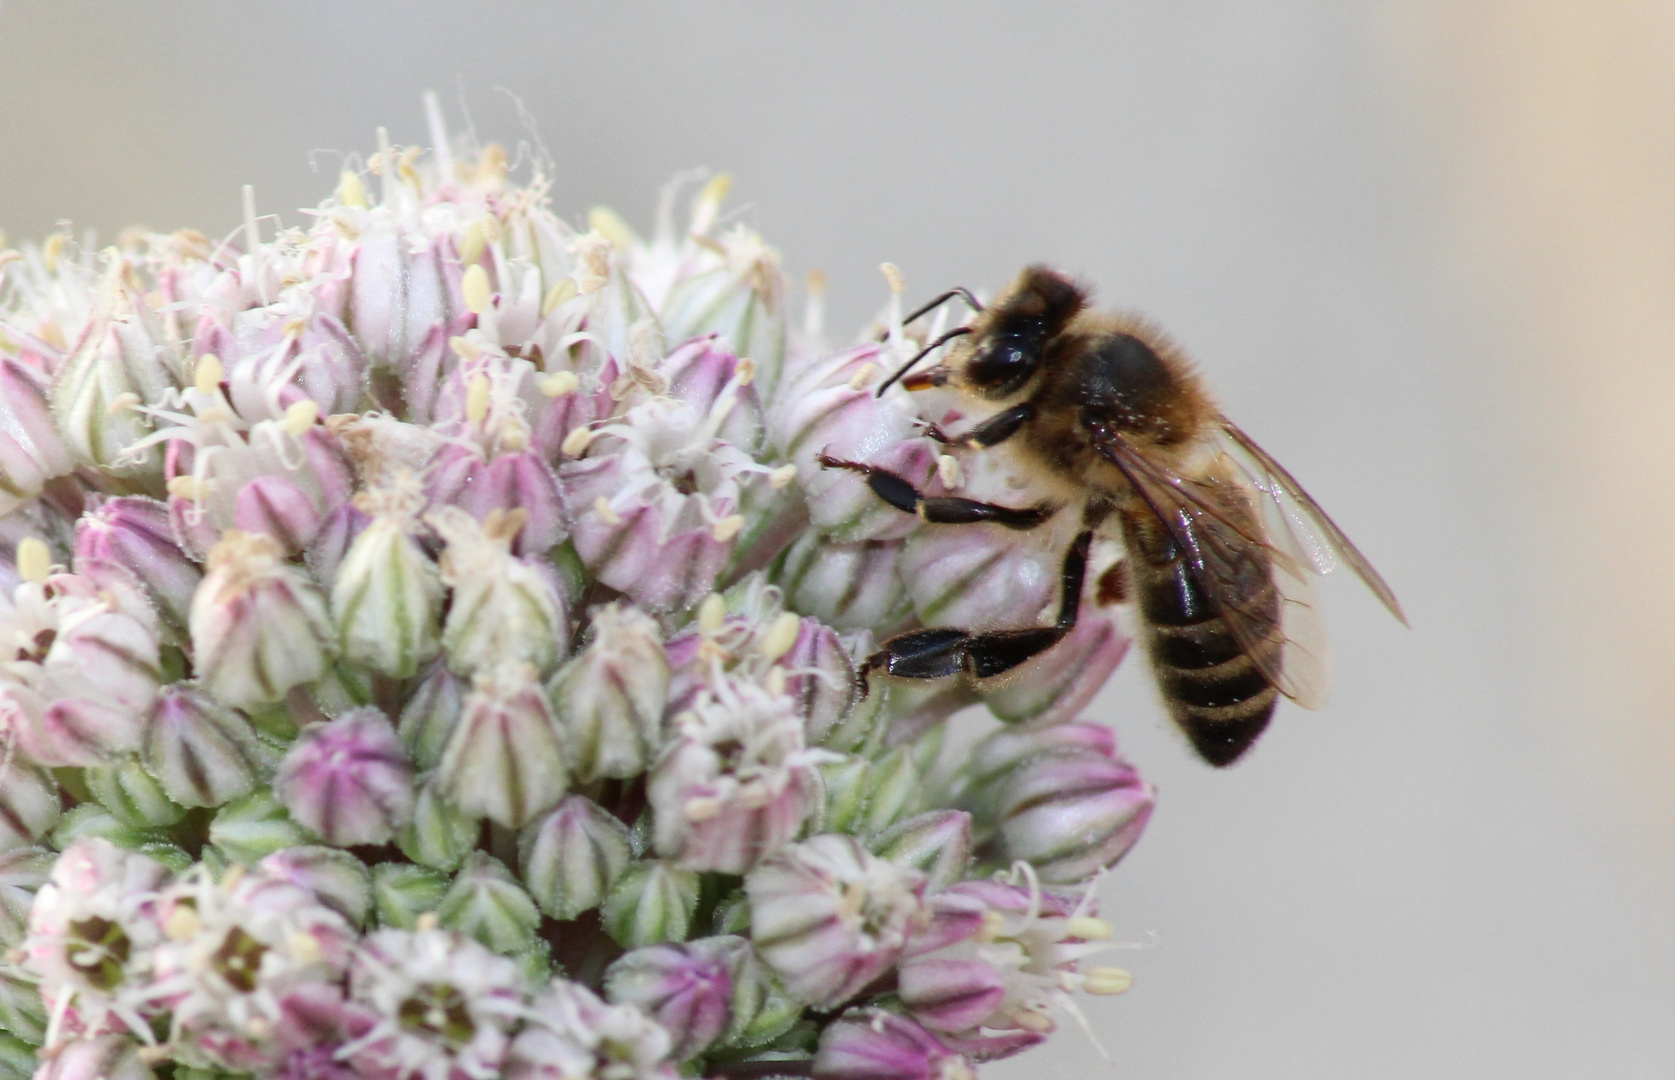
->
[866,530,1093,680]
[816,452,1054,530]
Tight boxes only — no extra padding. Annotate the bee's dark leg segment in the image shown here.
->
[962,403,1036,448]
[816,453,1055,530]
[867,529,1094,682]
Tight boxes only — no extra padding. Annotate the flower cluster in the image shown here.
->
[0,110,1153,1080]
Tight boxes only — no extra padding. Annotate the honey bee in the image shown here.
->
[819,265,1405,766]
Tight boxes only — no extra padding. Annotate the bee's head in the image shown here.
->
[957,265,1088,399]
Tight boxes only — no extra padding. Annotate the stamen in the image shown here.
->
[560,427,595,457]
[711,515,745,543]
[163,906,202,941]
[105,392,140,417]
[459,220,487,267]
[847,362,877,392]
[684,796,723,822]
[375,126,396,206]
[764,666,787,697]
[337,170,368,210]
[415,912,440,932]
[16,538,51,584]
[735,357,757,386]
[541,277,578,315]
[768,463,798,488]
[195,353,223,396]
[423,90,454,184]
[539,371,578,398]
[593,496,622,526]
[1082,967,1133,995]
[758,612,801,663]
[697,593,727,634]
[462,264,492,316]
[283,399,320,435]
[587,207,637,251]
[690,173,732,236]
[465,374,491,424]
[804,268,827,341]
[1065,916,1115,941]
[938,454,962,489]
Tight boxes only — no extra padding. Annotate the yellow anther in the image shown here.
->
[448,335,481,361]
[1065,916,1115,941]
[806,267,827,296]
[415,912,440,932]
[105,392,140,417]
[847,362,877,392]
[287,932,322,964]
[282,399,320,435]
[734,357,757,386]
[587,206,638,250]
[684,796,723,822]
[691,173,733,235]
[1014,1009,1055,1032]
[42,232,67,274]
[500,422,529,452]
[459,219,487,266]
[282,317,306,338]
[163,906,202,941]
[880,262,906,295]
[697,593,727,635]
[711,515,745,543]
[560,426,595,457]
[541,277,578,315]
[167,475,204,501]
[337,170,368,209]
[764,666,787,698]
[768,463,798,489]
[759,612,801,663]
[465,374,491,424]
[16,538,51,584]
[540,371,579,398]
[975,910,1007,943]
[220,864,245,890]
[462,263,492,316]
[194,353,224,395]
[1082,966,1133,995]
[593,495,622,527]
[937,454,962,490]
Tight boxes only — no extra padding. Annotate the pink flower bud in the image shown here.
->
[0,573,160,768]
[346,220,468,374]
[233,475,324,554]
[813,1009,974,1080]
[746,835,927,1009]
[518,794,633,921]
[73,497,202,633]
[437,663,568,828]
[141,683,264,808]
[778,533,913,632]
[770,344,938,542]
[190,532,331,710]
[992,748,1154,886]
[0,357,73,516]
[426,444,567,558]
[257,846,371,927]
[604,936,737,1061]
[274,707,415,847]
[548,603,668,783]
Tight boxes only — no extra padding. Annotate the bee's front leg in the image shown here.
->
[815,452,1055,530]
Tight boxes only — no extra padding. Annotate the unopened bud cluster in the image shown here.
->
[0,109,1153,1080]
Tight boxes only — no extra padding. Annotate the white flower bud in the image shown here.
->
[331,502,443,678]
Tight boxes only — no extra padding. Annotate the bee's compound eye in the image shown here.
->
[966,330,1042,394]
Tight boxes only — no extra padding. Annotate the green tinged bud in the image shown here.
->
[0,765,60,853]
[0,848,52,948]
[397,780,480,871]
[207,790,314,864]
[518,794,632,920]
[83,757,186,827]
[371,863,450,929]
[0,966,45,1044]
[332,501,443,678]
[547,603,668,782]
[438,852,540,954]
[870,810,972,891]
[601,860,699,948]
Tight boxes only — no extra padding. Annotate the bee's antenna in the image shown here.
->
[874,326,972,397]
[875,287,985,343]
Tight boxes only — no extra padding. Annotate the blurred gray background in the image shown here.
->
[4,2,1674,1076]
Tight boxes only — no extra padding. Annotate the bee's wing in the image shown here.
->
[1219,419,1407,626]
[1091,426,1332,709]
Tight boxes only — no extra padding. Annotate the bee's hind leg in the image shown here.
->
[866,531,1093,680]
[816,452,1055,530]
